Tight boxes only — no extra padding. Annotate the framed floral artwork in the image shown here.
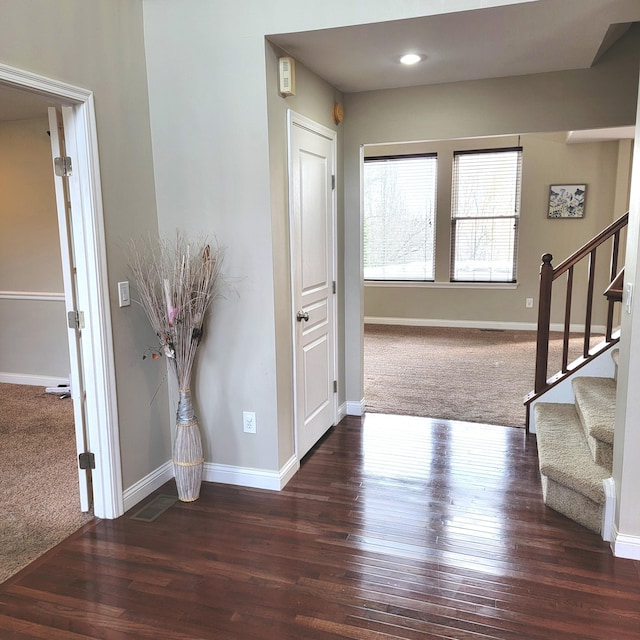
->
[548,184,586,218]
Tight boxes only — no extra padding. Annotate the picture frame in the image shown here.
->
[548,184,586,218]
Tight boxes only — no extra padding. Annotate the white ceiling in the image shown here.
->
[268,0,640,94]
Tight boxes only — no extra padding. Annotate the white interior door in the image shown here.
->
[48,107,91,512]
[289,112,337,459]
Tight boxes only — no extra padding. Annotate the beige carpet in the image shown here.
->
[0,383,94,583]
[364,325,601,427]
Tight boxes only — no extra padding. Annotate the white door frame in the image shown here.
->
[287,110,339,458]
[0,63,123,519]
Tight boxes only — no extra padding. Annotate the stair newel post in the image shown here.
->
[535,253,554,394]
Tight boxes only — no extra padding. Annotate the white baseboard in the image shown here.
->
[364,316,606,334]
[0,372,69,387]
[203,454,300,491]
[123,460,173,513]
[346,399,365,416]
[123,454,302,512]
[611,523,640,560]
[337,401,347,423]
[601,477,616,542]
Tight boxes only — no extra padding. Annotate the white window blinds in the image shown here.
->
[451,148,522,282]
[364,154,437,281]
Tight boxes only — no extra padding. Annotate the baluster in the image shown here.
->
[535,253,553,393]
[562,266,573,373]
[584,249,597,358]
[606,231,621,341]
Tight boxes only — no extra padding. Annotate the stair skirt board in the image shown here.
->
[541,474,603,534]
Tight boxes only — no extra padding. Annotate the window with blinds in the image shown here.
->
[450,148,522,282]
[363,154,437,281]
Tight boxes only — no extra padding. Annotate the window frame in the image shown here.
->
[363,152,438,283]
[450,146,523,284]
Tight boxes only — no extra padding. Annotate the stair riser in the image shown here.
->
[572,377,615,473]
[585,436,613,470]
[541,475,602,534]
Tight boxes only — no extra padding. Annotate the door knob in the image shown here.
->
[297,311,310,322]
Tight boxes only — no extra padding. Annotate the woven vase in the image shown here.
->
[173,389,204,502]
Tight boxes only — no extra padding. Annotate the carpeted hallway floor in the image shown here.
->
[0,383,93,583]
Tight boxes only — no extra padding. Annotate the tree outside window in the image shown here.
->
[363,154,437,281]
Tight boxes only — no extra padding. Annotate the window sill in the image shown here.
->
[364,280,519,290]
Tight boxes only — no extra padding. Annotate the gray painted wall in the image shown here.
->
[0,118,69,381]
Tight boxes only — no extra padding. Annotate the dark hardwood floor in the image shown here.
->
[1,413,639,639]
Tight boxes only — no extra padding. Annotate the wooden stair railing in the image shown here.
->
[604,268,624,303]
[524,212,628,431]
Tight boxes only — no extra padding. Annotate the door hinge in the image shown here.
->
[331,174,336,190]
[54,156,73,177]
[332,280,336,294]
[333,380,338,393]
[78,452,95,470]
[67,310,85,330]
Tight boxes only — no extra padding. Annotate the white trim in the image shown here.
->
[346,399,365,416]
[364,316,607,334]
[0,63,122,520]
[125,455,301,511]
[0,62,92,102]
[64,101,123,519]
[0,372,69,387]
[337,401,348,423]
[610,523,640,560]
[203,455,300,491]
[278,455,300,489]
[123,460,174,513]
[601,477,616,542]
[365,280,518,290]
[0,291,65,301]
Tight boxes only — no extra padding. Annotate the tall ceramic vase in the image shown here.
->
[173,388,204,502]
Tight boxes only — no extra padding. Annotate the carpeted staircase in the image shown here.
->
[534,350,618,534]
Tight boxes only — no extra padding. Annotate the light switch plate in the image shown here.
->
[625,282,633,314]
[118,281,130,307]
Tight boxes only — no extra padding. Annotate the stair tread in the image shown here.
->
[572,377,616,444]
[534,402,609,504]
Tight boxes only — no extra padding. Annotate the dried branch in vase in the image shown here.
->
[128,234,225,390]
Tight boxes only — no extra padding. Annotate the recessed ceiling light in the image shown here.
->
[400,53,422,65]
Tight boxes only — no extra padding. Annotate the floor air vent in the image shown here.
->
[129,494,178,522]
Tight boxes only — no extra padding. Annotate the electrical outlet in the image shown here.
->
[525,297,534,309]
[243,411,256,434]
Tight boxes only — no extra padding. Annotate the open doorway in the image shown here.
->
[361,132,632,427]
[0,93,94,582]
